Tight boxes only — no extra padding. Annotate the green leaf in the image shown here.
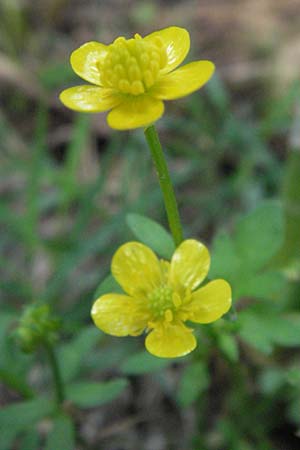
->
[287,394,300,425]
[205,73,230,113]
[177,361,209,407]
[0,397,52,450]
[0,311,16,355]
[93,273,122,300]
[0,432,16,450]
[63,115,90,198]
[38,62,75,90]
[260,81,300,137]
[126,213,175,259]
[217,333,239,363]
[210,232,241,282]
[210,202,285,302]
[0,397,53,428]
[121,350,173,375]
[259,368,285,394]
[85,340,139,372]
[238,311,274,355]
[0,312,34,397]
[0,367,34,399]
[239,308,300,354]
[271,314,300,347]
[235,200,284,271]
[45,414,75,450]
[237,271,287,301]
[286,365,300,386]
[59,325,103,382]
[20,429,40,450]
[66,379,128,408]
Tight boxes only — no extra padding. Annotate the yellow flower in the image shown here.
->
[91,240,231,358]
[60,27,215,130]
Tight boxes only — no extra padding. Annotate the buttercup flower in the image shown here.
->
[60,27,215,130]
[91,240,231,358]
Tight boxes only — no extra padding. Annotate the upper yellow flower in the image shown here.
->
[91,239,231,358]
[60,27,215,130]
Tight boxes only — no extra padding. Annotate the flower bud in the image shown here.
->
[15,304,61,353]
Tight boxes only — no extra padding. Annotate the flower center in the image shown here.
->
[148,285,182,321]
[99,34,167,96]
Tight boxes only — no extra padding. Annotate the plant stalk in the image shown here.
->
[144,125,184,247]
[44,340,64,406]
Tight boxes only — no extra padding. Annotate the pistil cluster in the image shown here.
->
[98,34,167,96]
[148,285,180,321]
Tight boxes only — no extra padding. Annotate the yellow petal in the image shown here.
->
[145,321,196,358]
[186,279,232,324]
[144,26,190,74]
[70,41,108,85]
[151,61,215,100]
[107,95,164,130]
[59,85,121,112]
[111,242,162,297]
[169,239,210,291]
[91,293,149,336]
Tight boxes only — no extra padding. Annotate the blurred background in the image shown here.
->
[1,1,300,449]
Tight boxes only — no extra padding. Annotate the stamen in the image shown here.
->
[164,309,173,322]
[172,292,182,308]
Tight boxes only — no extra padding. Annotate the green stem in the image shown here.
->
[44,341,64,406]
[144,125,184,246]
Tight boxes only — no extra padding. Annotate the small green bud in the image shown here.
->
[15,304,61,353]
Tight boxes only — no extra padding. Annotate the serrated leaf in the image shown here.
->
[121,350,172,375]
[235,200,284,271]
[45,414,75,450]
[177,361,209,407]
[66,379,128,407]
[126,213,175,259]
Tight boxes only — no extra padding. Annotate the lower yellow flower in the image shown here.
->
[91,240,232,358]
[60,27,215,130]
